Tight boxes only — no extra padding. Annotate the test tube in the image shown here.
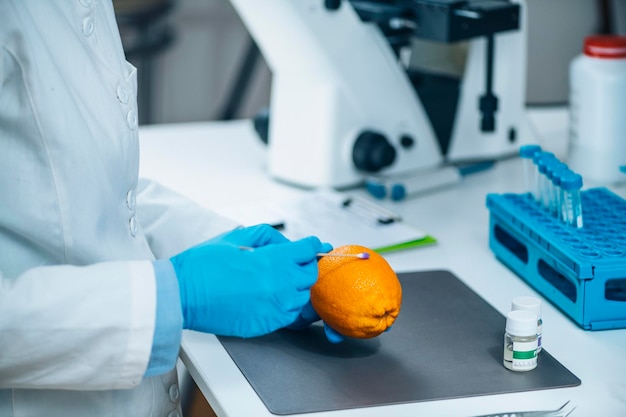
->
[519,145,542,200]
[547,161,568,218]
[534,152,556,211]
[545,160,557,216]
[560,171,584,228]
[550,162,567,220]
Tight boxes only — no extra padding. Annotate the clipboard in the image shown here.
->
[224,190,436,253]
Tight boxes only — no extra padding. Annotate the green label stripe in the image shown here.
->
[513,350,537,360]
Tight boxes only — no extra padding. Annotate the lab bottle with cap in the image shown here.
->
[568,35,626,184]
[503,310,538,372]
[511,296,543,352]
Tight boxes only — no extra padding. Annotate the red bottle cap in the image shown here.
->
[583,35,626,59]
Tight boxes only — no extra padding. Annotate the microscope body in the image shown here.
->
[229,0,532,188]
[423,1,531,162]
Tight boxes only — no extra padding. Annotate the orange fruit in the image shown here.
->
[311,244,402,339]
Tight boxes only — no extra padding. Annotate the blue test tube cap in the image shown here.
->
[519,144,542,159]
[533,151,555,165]
[536,156,551,174]
[545,161,555,177]
[561,172,583,191]
[546,160,566,182]
[551,162,568,185]
[536,152,557,172]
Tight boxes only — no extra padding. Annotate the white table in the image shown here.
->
[138,108,626,416]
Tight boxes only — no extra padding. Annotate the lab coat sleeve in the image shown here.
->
[144,259,183,377]
[136,178,240,258]
[0,261,156,390]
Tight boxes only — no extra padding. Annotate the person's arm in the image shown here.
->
[135,178,242,376]
[144,260,182,377]
[0,261,164,390]
[136,181,341,364]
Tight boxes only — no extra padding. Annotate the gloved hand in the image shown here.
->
[288,300,345,343]
[170,224,331,338]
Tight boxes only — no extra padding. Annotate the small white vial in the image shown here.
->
[503,310,538,372]
[568,35,626,184]
[511,296,543,352]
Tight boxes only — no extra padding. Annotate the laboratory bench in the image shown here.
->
[138,107,626,417]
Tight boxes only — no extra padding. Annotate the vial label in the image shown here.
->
[504,340,538,371]
[513,340,537,370]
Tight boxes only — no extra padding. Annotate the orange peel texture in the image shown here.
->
[311,244,402,339]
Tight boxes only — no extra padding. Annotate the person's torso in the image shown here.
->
[0,2,178,416]
[0,0,153,276]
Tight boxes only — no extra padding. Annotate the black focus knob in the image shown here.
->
[352,131,396,172]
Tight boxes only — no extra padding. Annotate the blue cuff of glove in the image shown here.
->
[145,259,183,377]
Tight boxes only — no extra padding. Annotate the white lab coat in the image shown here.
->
[0,1,237,416]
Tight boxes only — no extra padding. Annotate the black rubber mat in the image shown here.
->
[218,270,581,415]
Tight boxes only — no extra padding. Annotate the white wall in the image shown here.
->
[525,0,602,105]
[121,0,271,125]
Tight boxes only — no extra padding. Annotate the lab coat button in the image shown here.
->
[126,189,136,210]
[167,411,181,417]
[168,384,180,402]
[117,85,129,104]
[79,0,93,7]
[129,215,138,237]
[82,17,94,37]
[126,109,138,130]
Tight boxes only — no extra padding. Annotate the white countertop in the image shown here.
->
[138,107,626,416]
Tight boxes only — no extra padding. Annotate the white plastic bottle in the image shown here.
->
[511,296,543,352]
[568,35,626,185]
[503,310,538,372]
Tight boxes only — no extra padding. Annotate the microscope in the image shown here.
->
[229,0,532,189]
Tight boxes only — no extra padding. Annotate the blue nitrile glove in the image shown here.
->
[170,224,328,338]
[323,323,346,343]
[288,296,346,344]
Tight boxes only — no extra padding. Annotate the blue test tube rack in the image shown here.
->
[487,189,626,330]
[486,150,626,330]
